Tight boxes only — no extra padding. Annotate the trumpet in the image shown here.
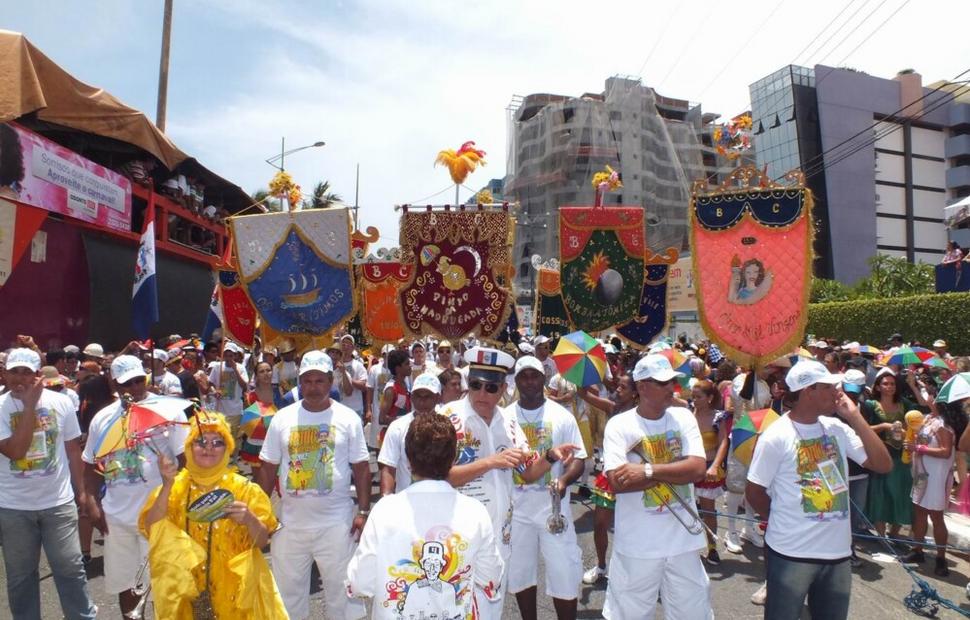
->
[546,480,567,534]
[628,445,713,538]
[128,558,151,619]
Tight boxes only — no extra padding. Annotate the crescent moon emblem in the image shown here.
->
[455,245,482,277]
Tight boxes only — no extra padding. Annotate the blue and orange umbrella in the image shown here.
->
[552,331,608,388]
[731,407,781,466]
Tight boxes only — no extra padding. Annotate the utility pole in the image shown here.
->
[354,163,360,228]
[155,0,174,132]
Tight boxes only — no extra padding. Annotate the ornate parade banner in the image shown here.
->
[398,208,513,340]
[690,167,814,367]
[559,206,645,332]
[615,248,678,348]
[531,258,571,341]
[217,267,257,347]
[358,249,412,345]
[230,208,355,336]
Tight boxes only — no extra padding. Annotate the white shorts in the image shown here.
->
[603,549,713,620]
[103,520,149,595]
[507,511,582,599]
[270,513,366,620]
[695,485,725,501]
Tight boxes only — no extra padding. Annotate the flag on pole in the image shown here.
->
[201,277,224,343]
[132,197,159,339]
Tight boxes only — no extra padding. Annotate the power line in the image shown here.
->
[789,0,862,66]
[809,0,881,66]
[830,0,913,68]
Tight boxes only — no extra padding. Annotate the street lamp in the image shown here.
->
[266,138,326,171]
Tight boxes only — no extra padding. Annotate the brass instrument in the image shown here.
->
[128,558,151,619]
[546,480,566,534]
[628,445,712,538]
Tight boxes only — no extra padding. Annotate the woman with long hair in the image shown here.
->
[691,379,729,565]
[576,373,639,584]
[239,361,284,468]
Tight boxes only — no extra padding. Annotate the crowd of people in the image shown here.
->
[1,329,968,619]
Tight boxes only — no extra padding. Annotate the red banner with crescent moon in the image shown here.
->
[398,209,513,340]
[359,259,412,345]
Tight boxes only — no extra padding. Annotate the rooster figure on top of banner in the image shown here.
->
[690,166,814,368]
[559,167,645,333]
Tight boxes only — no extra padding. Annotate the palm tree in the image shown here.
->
[309,181,342,209]
[251,189,281,212]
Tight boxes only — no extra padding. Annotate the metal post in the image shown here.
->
[155,0,174,131]
[354,163,360,228]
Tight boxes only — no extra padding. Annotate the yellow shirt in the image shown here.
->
[139,470,287,619]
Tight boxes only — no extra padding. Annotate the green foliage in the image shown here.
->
[251,189,281,212]
[308,181,342,209]
[809,255,935,303]
[808,292,970,355]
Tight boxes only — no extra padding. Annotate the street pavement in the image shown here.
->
[5,481,970,618]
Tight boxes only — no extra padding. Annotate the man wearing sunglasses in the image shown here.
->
[82,354,189,620]
[443,347,581,620]
[602,354,712,620]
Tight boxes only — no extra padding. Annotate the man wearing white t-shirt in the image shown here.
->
[746,360,891,620]
[365,345,393,448]
[533,336,558,387]
[208,342,248,442]
[378,372,441,495]
[257,350,369,620]
[602,354,711,620]
[0,348,98,619]
[338,334,369,419]
[444,347,580,620]
[82,354,189,620]
[149,349,182,396]
[506,356,586,620]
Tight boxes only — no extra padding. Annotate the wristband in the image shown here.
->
[358,509,370,516]
[916,445,928,455]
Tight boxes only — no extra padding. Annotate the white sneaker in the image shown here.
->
[751,581,767,605]
[724,531,743,554]
[582,565,607,584]
[741,527,765,548]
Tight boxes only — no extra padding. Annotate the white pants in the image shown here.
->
[474,571,508,620]
[507,512,582,599]
[603,550,713,620]
[103,519,149,595]
[270,517,366,620]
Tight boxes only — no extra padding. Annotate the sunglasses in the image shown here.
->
[469,380,501,394]
[193,437,227,449]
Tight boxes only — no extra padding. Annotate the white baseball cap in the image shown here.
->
[933,339,948,348]
[152,349,169,362]
[224,342,244,355]
[786,359,843,392]
[810,340,830,350]
[632,354,684,382]
[533,335,550,346]
[5,348,41,372]
[518,342,535,355]
[299,350,333,376]
[83,343,105,358]
[411,373,442,395]
[514,355,545,377]
[842,369,866,394]
[111,355,147,384]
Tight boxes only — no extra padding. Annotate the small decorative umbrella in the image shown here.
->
[240,400,275,437]
[552,330,608,388]
[878,346,946,369]
[937,372,970,404]
[731,408,781,466]
[658,349,692,374]
[851,344,883,356]
[89,396,193,460]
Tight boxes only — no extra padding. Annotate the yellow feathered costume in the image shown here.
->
[138,412,288,619]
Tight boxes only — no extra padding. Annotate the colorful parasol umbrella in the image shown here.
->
[240,400,276,437]
[552,330,608,388]
[658,349,692,374]
[878,346,945,369]
[851,344,883,356]
[89,396,194,459]
[768,347,814,368]
[937,372,970,404]
[731,408,781,466]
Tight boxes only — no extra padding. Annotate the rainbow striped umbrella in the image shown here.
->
[879,346,946,369]
[552,331,608,388]
[658,349,692,374]
[731,408,781,466]
[851,344,884,356]
[240,400,275,437]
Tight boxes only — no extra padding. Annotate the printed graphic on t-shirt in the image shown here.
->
[219,368,238,399]
[638,430,689,511]
[385,527,469,620]
[449,414,481,465]
[285,423,336,495]
[97,447,146,485]
[9,407,58,477]
[796,436,849,519]
[514,420,552,487]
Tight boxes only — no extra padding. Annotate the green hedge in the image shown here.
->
[807,292,970,355]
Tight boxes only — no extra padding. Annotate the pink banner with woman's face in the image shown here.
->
[0,122,131,232]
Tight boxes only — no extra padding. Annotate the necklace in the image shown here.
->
[516,401,545,427]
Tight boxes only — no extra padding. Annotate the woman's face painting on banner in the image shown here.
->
[728,256,773,305]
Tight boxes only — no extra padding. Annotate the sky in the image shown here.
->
[5,0,968,249]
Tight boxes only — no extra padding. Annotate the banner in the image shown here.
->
[218,268,257,347]
[344,311,371,350]
[1,122,131,232]
[616,248,678,348]
[358,252,412,345]
[690,167,814,368]
[0,199,47,288]
[533,266,570,341]
[230,208,355,336]
[559,206,645,332]
[398,208,513,340]
[666,255,698,313]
